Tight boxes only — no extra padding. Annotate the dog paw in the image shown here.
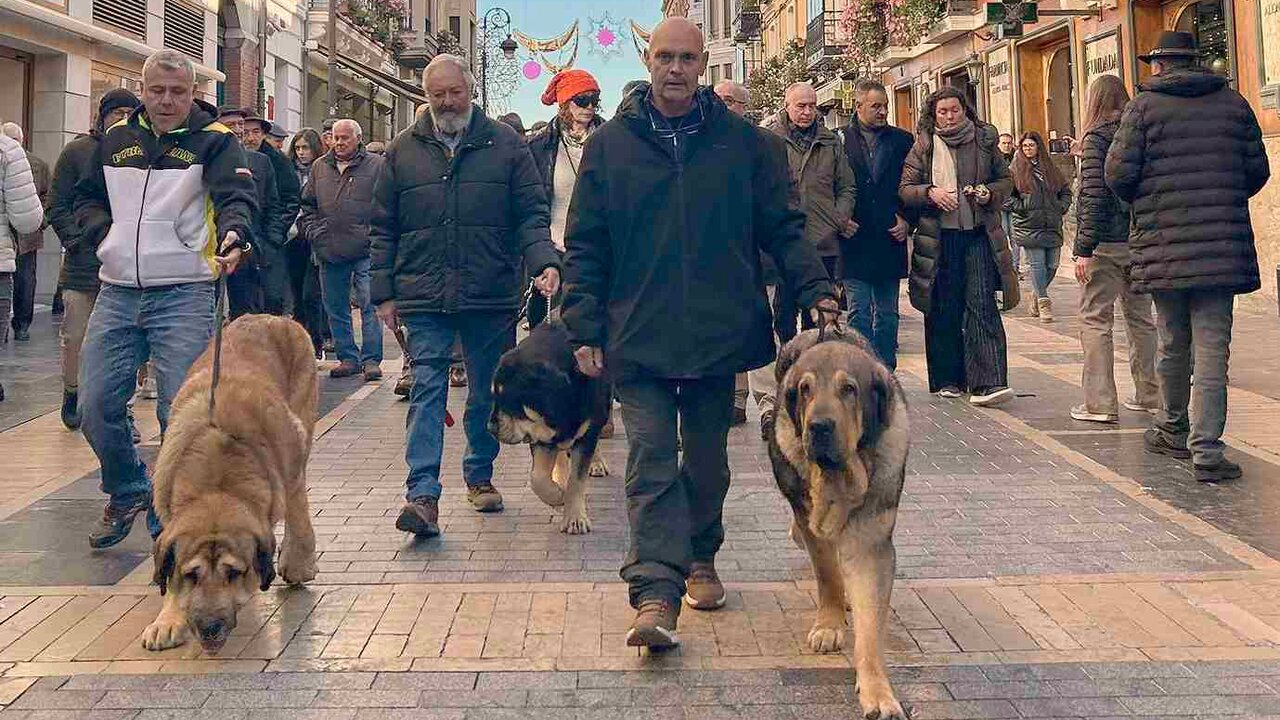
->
[142,617,190,651]
[588,457,610,477]
[560,510,592,535]
[806,623,846,653]
[279,554,318,585]
[857,677,907,720]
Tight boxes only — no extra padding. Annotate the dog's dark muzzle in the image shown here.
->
[806,418,844,468]
[194,616,234,652]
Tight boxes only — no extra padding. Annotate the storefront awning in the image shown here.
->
[326,50,427,106]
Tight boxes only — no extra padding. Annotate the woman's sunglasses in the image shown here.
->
[571,93,601,109]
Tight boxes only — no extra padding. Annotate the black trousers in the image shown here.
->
[286,241,328,351]
[12,251,37,331]
[226,262,263,319]
[614,375,735,607]
[924,229,1008,392]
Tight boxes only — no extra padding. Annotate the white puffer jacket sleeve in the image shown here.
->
[0,133,43,272]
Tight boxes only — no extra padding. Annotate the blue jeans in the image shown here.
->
[79,282,215,535]
[319,258,382,365]
[401,310,515,501]
[844,277,901,370]
[1023,246,1061,299]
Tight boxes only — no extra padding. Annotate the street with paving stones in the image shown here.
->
[4,278,1280,719]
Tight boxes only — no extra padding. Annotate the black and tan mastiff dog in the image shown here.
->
[768,328,909,719]
[489,322,610,534]
[143,315,319,653]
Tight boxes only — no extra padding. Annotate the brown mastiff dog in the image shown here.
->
[142,314,319,653]
[767,328,909,720]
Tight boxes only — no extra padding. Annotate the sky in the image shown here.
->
[476,0,664,125]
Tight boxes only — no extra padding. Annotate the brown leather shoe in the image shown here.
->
[626,598,680,649]
[395,497,440,537]
[362,361,383,381]
[684,561,727,610]
[467,484,504,513]
[330,361,361,378]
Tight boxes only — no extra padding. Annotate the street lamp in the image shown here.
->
[480,7,514,114]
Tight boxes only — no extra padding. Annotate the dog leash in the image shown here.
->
[208,274,228,426]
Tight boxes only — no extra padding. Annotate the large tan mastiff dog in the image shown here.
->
[142,314,319,653]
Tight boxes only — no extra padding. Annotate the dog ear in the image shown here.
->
[255,535,276,591]
[153,536,176,596]
[859,370,894,449]
[784,375,802,434]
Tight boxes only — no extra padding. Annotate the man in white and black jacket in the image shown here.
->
[74,49,257,550]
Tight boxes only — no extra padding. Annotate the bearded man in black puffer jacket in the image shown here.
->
[1105,31,1270,483]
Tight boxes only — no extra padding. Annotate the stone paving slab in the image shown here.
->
[5,662,1280,718]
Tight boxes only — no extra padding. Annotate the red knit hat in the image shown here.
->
[541,69,600,106]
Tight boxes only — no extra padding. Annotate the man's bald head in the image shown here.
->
[784,82,819,129]
[714,80,750,116]
[645,17,708,116]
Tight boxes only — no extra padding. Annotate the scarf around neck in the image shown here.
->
[932,118,982,230]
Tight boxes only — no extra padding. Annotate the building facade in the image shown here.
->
[867,0,1280,306]
[705,0,746,84]
[0,0,221,299]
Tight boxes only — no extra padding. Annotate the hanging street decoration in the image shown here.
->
[630,21,651,64]
[522,60,543,81]
[587,12,626,63]
[512,21,581,74]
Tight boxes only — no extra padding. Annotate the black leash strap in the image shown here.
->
[208,274,228,425]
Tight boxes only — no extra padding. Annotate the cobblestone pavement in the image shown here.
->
[2,295,1280,718]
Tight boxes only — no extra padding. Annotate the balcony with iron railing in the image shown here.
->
[923,0,982,44]
[805,9,846,70]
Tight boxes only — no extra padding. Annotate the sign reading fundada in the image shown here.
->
[1084,33,1121,85]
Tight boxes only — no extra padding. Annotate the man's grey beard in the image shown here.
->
[431,105,473,135]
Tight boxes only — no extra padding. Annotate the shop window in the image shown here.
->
[1175,0,1232,75]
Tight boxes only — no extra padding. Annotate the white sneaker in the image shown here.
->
[1123,398,1158,414]
[1071,404,1118,423]
[970,386,1014,407]
[937,386,963,399]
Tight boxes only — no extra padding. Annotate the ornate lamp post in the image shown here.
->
[480,7,519,113]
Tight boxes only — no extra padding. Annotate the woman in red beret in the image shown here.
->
[527,68,609,427]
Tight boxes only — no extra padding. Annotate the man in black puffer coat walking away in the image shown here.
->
[1105,31,1270,483]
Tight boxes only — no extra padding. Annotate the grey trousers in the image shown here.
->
[1151,290,1234,466]
[615,375,735,607]
[1078,244,1159,414]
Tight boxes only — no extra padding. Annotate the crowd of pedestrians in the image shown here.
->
[0,24,1267,650]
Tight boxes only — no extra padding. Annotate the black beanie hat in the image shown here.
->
[97,88,141,130]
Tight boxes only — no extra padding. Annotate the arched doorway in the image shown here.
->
[1175,0,1232,75]
[1046,46,1076,141]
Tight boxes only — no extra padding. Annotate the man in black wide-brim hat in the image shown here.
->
[1104,30,1270,483]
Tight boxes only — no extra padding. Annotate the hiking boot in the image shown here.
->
[626,598,680,649]
[467,484,504,513]
[1037,296,1054,323]
[599,419,615,439]
[937,386,963,399]
[731,405,747,427]
[394,371,413,397]
[330,361,361,378]
[140,375,158,400]
[395,497,440,537]
[61,389,81,430]
[1195,458,1243,483]
[13,327,29,342]
[362,361,383,382]
[1070,404,1117,423]
[89,493,150,549]
[1144,427,1191,459]
[1028,298,1040,318]
[760,409,775,442]
[684,561,727,610]
[970,386,1014,407]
